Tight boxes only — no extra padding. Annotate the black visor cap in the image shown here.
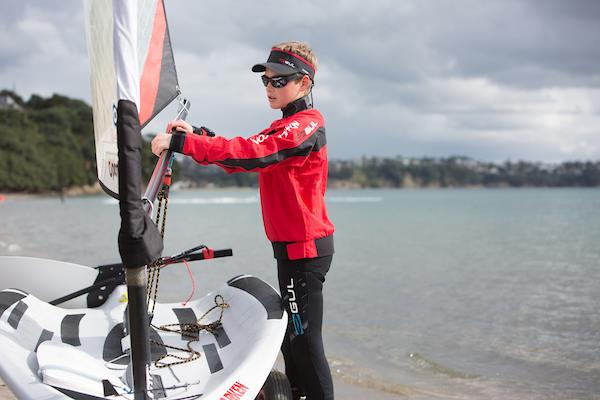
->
[252,48,315,79]
[252,62,297,76]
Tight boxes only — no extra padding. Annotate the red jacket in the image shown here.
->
[170,97,334,260]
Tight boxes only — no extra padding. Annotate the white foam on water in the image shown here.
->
[326,196,382,203]
[103,196,382,205]
[7,244,21,253]
[169,197,258,205]
[102,197,259,205]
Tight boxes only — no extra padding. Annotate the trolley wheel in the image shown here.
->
[255,369,293,400]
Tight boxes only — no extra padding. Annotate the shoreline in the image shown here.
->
[0,379,13,400]
[1,184,597,202]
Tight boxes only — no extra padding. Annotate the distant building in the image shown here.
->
[0,93,22,110]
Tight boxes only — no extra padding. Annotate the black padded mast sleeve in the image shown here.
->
[116,99,164,268]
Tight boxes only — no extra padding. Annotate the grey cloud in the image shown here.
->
[1,0,599,161]
[423,1,600,88]
[174,0,600,92]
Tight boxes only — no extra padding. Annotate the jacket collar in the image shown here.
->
[282,95,312,118]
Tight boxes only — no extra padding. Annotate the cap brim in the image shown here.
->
[251,62,298,76]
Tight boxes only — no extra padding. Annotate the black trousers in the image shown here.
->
[277,255,334,400]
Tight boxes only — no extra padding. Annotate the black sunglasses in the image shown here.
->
[261,73,302,88]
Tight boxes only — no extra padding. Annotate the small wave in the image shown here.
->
[409,352,479,380]
[330,358,420,397]
[329,357,465,399]
[326,196,382,203]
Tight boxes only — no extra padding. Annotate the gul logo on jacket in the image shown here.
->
[304,121,318,136]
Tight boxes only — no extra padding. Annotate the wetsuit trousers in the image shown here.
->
[277,255,334,400]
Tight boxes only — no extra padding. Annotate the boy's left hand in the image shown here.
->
[151,133,172,156]
[167,119,193,134]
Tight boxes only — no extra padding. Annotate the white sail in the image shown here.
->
[84,0,179,198]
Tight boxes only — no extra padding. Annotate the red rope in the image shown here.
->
[181,259,197,306]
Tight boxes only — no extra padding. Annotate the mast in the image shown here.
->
[85,0,183,397]
[116,99,160,398]
[112,2,157,398]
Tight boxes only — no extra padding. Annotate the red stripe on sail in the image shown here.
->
[139,0,167,125]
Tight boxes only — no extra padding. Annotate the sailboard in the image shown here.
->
[0,0,290,399]
[0,268,286,399]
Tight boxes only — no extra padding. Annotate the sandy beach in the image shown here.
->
[0,379,14,400]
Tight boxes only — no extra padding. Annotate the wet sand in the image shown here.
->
[0,379,14,400]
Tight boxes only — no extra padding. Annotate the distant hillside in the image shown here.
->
[327,156,600,188]
[0,90,96,192]
[0,90,164,193]
[0,90,598,193]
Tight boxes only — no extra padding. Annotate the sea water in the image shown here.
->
[1,188,599,399]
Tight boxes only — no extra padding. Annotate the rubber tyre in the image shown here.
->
[255,370,293,400]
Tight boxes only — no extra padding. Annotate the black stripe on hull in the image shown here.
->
[0,290,27,318]
[149,327,168,361]
[102,380,118,397]
[228,276,284,320]
[35,329,54,352]
[102,323,168,364]
[151,374,167,399]
[54,387,107,400]
[103,323,127,364]
[213,325,231,348]
[172,307,232,347]
[203,343,223,373]
[7,300,28,329]
[172,308,199,340]
[61,314,85,346]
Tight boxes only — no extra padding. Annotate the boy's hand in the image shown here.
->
[151,133,172,156]
[167,119,193,134]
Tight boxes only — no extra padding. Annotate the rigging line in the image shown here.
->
[147,180,170,315]
[149,295,230,369]
[181,259,196,306]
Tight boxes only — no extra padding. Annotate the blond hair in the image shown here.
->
[272,41,319,72]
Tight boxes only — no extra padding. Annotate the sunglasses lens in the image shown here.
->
[271,77,286,88]
[261,74,301,88]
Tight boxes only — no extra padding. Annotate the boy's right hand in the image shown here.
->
[167,119,193,134]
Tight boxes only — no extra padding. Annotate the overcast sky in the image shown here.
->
[2,1,600,162]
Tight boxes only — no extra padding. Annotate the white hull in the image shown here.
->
[0,257,287,399]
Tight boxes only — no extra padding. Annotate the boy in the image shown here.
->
[151,41,334,400]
